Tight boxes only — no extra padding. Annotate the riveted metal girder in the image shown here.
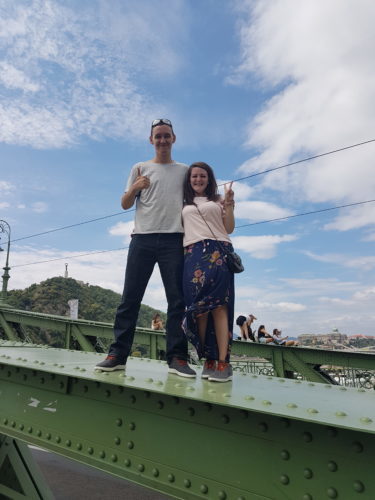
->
[0,344,374,499]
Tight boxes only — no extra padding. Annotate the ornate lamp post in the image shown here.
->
[0,220,11,305]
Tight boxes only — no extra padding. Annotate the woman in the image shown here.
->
[236,314,257,342]
[151,313,164,331]
[182,162,235,382]
[257,325,275,344]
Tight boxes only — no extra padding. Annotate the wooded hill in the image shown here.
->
[7,276,166,328]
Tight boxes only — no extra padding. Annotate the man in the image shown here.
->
[96,119,196,377]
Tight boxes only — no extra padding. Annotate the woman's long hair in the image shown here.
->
[183,161,220,205]
[257,325,265,335]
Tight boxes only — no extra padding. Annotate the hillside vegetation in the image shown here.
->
[6,277,166,342]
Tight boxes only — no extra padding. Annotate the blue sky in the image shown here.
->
[0,0,374,337]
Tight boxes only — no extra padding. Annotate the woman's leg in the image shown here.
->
[196,312,208,351]
[212,305,229,361]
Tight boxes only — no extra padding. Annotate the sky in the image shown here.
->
[0,0,374,338]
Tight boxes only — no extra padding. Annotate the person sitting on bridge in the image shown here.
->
[236,314,257,342]
[95,119,196,378]
[181,162,235,382]
[257,325,275,344]
[151,313,164,331]
[272,328,299,346]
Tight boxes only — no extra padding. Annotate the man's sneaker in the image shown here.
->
[208,361,233,382]
[201,359,216,379]
[168,358,196,378]
[95,355,126,372]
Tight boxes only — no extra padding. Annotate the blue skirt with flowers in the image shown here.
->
[182,239,234,362]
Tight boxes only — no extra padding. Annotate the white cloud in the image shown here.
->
[323,204,375,231]
[304,250,375,270]
[353,287,375,301]
[280,277,359,295]
[0,0,189,149]
[232,233,298,259]
[253,300,306,312]
[218,179,253,201]
[230,0,375,205]
[318,297,354,306]
[0,180,14,191]
[31,202,48,213]
[235,200,293,222]
[0,202,10,209]
[362,232,375,242]
[109,220,135,244]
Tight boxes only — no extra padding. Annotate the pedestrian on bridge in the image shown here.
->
[182,162,235,382]
[96,119,196,378]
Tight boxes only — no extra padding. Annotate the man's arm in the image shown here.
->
[121,167,150,210]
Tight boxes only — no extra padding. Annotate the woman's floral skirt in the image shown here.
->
[182,239,234,362]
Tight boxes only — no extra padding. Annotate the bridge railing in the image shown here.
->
[1,305,374,387]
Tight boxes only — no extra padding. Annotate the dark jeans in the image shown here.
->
[109,233,188,364]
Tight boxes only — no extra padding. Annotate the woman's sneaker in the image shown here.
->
[208,361,233,382]
[201,359,216,379]
[168,358,196,378]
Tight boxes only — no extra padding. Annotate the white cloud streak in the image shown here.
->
[232,234,298,259]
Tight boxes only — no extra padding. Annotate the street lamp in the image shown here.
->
[0,220,11,305]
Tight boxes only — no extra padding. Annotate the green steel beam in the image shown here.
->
[0,343,374,499]
[1,306,374,383]
[0,434,54,499]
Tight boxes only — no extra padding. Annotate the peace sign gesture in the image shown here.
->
[224,181,234,207]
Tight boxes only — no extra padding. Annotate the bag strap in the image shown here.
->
[195,204,228,256]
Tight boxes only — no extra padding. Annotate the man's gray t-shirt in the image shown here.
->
[126,161,188,234]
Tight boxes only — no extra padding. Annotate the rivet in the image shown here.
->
[105,390,111,398]
[88,447,94,455]
[324,385,332,389]
[155,380,163,385]
[46,433,51,440]
[280,418,290,428]
[59,382,64,389]
[152,468,159,477]
[77,443,82,450]
[302,495,312,500]
[172,396,180,405]
[188,407,195,416]
[157,401,164,409]
[339,387,347,391]
[127,441,134,449]
[37,430,42,437]
[130,395,136,403]
[168,473,175,482]
[146,378,153,383]
[304,468,313,479]
[287,403,297,408]
[83,385,88,393]
[307,408,319,414]
[259,422,268,432]
[353,480,364,493]
[328,461,337,472]
[124,458,131,467]
[278,379,285,383]
[55,436,61,443]
[115,418,122,427]
[40,377,45,384]
[19,424,24,431]
[66,440,71,447]
[208,389,216,393]
[187,386,195,391]
[239,410,248,419]
[223,393,231,398]
[280,475,289,485]
[138,464,144,472]
[327,427,337,438]
[27,427,32,433]
[11,421,16,428]
[114,437,121,445]
[327,487,338,498]
[111,454,118,462]
[184,479,191,488]
[174,383,183,388]
[303,432,312,443]
[127,376,135,381]
[262,400,272,406]
[308,383,315,387]
[281,450,290,460]
[222,414,230,424]
[218,491,227,499]
[352,442,363,453]
[360,417,372,423]
[129,422,136,430]
[200,484,208,493]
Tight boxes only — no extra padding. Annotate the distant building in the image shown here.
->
[298,328,348,346]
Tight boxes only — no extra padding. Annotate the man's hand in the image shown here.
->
[133,166,150,191]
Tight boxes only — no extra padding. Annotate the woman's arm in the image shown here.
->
[222,182,235,234]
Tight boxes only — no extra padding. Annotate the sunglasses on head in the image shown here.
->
[151,119,173,128]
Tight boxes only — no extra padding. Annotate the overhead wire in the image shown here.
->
[3,137,375,247]
[11,198,375,268]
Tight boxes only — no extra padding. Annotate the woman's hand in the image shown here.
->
[223,181,234,207]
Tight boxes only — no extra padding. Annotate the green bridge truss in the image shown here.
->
[0,306,374,499]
